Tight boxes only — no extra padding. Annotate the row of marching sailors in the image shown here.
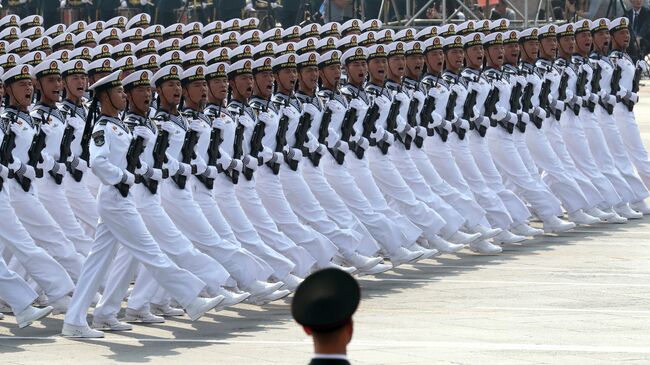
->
[1,16,649,337]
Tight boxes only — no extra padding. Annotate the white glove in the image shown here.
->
[69,156,89,173]
[349,98,365,111]
[189,120,207,132]
[370,126,384,141]
[305,138,320,154]
[269,151,283,164]
[504,112,517,124]
[427,86,441,98]
[134,126,154,143]
[38,153,55,172]
[161,121,176,134]
[394,93,409,104]
[9,122,21,135]
[202,166,219,179]
[284,147,303,161]
[164,156,179,176]
[533,106,548,120]
[121,170,135,186]
[7,158,20,172]
[625,91,639,104]
[51,162,67,176]
[477,116,490,127]
[242,155,258,171]
[334,140,349,154]
[258,147,273,164]
[257,111,273,125]
[145,168,164,181]
[192,158,207,175]
[518,111,530,125]
[135,161,149,175]
[381,130,395,144]
[565,89,574,101]
[178,162,193,176]
[216,149,233,170]
[404,124,417,139]
[470,106,481,121]
[40,123,54,135]
[588,93,599,104]
[431,112,442,127]
[456,118,470,130]
[637,60,649,73]
[492,106,508,121]
[325,128,339,147]
[415,126,427,137]
[303,104,319,118]
[356,137,369,151]
[395,115,408,134]
[67,116,85,130]
[17,164,35,180]
[599,91,617,106]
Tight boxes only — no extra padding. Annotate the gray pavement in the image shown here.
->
[3,90,650,364]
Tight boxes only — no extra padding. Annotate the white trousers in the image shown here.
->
[63,174,99,238]
[613,104,650,194]
[0,255,37,314]
[300,159,380,257]
[255,166,338,267]
[65,185,205,327]
[487,127,562,220]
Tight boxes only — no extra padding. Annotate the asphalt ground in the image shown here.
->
[3,87,650,364]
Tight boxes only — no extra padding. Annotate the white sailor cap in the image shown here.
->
[157,38,180,55]
[405,41,424,56]
[88,69,122,92]
[68,46,92,62]
[200,34,220,51]
[271,53,297,72]
[207,61,228,79]
[52,32,74,50]
[296,37,317,55]
[316,37,337,53]
[340,19,362,36]
[183,22,203,37]
[336,35,358,53]
[537,24,557,40]
[127,13,151,30]
[8,38,30,55]
[438,23,456,37]
[275,42,297,56]
[0,14,19,31]
[158,50,184,68]
[365,44,387,60]
[207,47,230,65]
[223,18,241,33]
[416,26,438,41]
[0,27,20,42]
[20,51,44,66]
[220,31,240,48]
[590,18,610,33]
[318,49,342,69]
[47,49,70,63]
[67,20,86,35]
[502,30,519,45]
[74,30,97,47]
[92,44,113,61]
[462,32,484,48]
[475,19,491,33]
[385,41,406,57]
[574,19,591,34]
[519,28,538,42]
[556,23,575,38]
[375,29,393,44]
[22,26,43,41]
[121,27,144,43]
[394,28,416,42]
[2,64,32,84]
[240,29,262,46]
[261,27,283,43]
[179,35,202,53]
[253,41,275,59]
[482,32,504,48]
[86,20,105,33]
[134,39,158,57]
[115,56,136,73]
[43,24,66,38]
[251,57,272,74]
[122,69,152,91]
[162,23,184,40]
[227,58,253,79]
[202,20,223,37]
[296,51,318,69]
[456,20,476,35]
[143,24,163,40]
[181,64,206,85]
[443,35,464,50]
[98,27,121,44]
[342,47,367,65]
[134,54,160,72]
[105,16,127,31]
[229,44,253,63]
[19,15,42,30]
[360,19,382,33]
[300,23,321,39]
[0,40,7,55]
[61,59,88,77]
[490,19,510,32]
[0,53,17,69]
[320,22,340,38]
[282,25,301,41]
[240,17,259,32]
[357,32,376,47]
[182,49,208,68]
[151,64,182,87]
[87,58,115,76]
[32,59,61,79]
[111,42,134,59]
[423,36,443,52]
[30,36,51,53]
[609,17,628,33]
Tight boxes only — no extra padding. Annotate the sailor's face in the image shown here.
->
[445,48,464,70]
[38,74,63,102]
[387,54,406,77]
[345,60,367,84]
[254,71,274,98]
[184,79,208,106]
[0,82,5,99]
[158,79,182,105]
[9,79,33,107]
[575,31,592,54]
[504,42,520,64]
[276,68,297,92]
[540,37,557,59]
[425,50,444,73]
[108,86,127,111]
[405,53,424,78]
[559,35,575,55]
[208,77,228,100]
[612,28,630,49]
[522,40,539,59]
[593,30,610,52]
[127,85,152,112]
[233,73,254,98]
[368,57,387,81]
[465,45,484,68]
[64,73,88,99]
[299,65,319,91]
[320,63,341,87]
[487,44,504,67]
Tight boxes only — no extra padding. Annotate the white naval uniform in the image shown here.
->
[3,107,85,282]
[0,254,38,315]
[520,60,592,214]
[311,87,415,256]
[590,52,650,202]
[31,103,95,256]
[610,49,650,192]
[59,100,99,238]
[205,105,298,280]
[65,114,206,327]
[0,117,74,304]
[158,109,271,289]
[484,66,563,220]
[92,112,232,319]
[254,93,338,267]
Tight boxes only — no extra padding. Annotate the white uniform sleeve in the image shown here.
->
[90,123,124,186]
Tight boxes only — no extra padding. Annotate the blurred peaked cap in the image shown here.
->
[67,20,86,35]
[416,26,438,41]
[296,37,318,55]
[404,40,424,56]
[475,19,491,32]
[220,31,240,47]
[89,69,122,92]
[423,36,444,53]
[261,27,283,43]
[271,53,297,72]
[143,24,163,39]
[375,29,393,43]
[483,32,504,48]
[385,41,406,57]
[126,13,151,30]
[502,30,519,44]
[394,28,416,42]
[105,16,127,31]
[32,59,62,79]
[537,24,557,39]
[319,49,342,68]
[121,27,144,43]
[275,42,297,56]
[179,35,202,52]
[336,34,358,52]
[229,44,253,63]
[22,26,44,41]
[162,23,184,39]
[87,58,115,76]
[202,20,223,36]
[342,47,367,64]
[157,38,180,55]
[590,18,610,33]
[182,49,208,68]
[183,22,203,37]
[340,18,362,35]
[489,19,510,32]
[320,22,340,37]
[151,64,182,87]
[291,268,360,332]
[462,32,484,48]
[240,29,262,45]
[227,58,253,78]
[20,51,45,67]
[206,61,228,79]
[43,23,66,38]
[240,17,259,32]
[134,54,160,71]
[222,18,241,32]
[111,42,135,58]
[86,20,105,33]
[158,50,185,68]
[443,35,464,50]
[317,36,338,53]
[300,23,321,39]
[61,59,88,77]
[19,15,42,30]
[74,30,97,46]
[438,23,456,37]
[556,23,575,38]
[366,44,388,60]
[296,51,318,69]
[518,27,539,42]
[98,27,121,44]
[282,25,301,41]
[92,44,113,61]
[574,19,591,34]
[47,49,70,63]
[8,38,31,54]
[357,31,376,47]
[181,64,206,85]
[30,36,52,52]
[207,47,230,65]
[456,20,476,35]
[115,55,136,72]
[0,27,20,42]
[200,34,220,50]
[1,64,32,84]
[0,53,18,69]
[252,41,275,59]
[134,39,159,57]
[0,14,20,31]
[360,19,382,32]
[609,17,628,32]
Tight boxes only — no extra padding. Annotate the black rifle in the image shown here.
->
[574,69,587,116]
[172,128,198,189]
[50,123,75,185]
[380,98,401,154]
[445,91,463,139]
[197,126,222,189]
[288,111,311,170]
[406,97,420,148]
[71,105,94,182]
[555,72,568,120]
[522,82,541,129]
[483,87,499,135]
[230,122,244,184]
[608,64,622,115]
[16,123,47,192]
[310,107,331,166]
[115,135,145,197]
[357,103,379,159]
[143,126,169,194]
[0,117,17,192]
[538,79,552,121]
[510,80,525,133]
[419,94,436,137]
[334,106,356,164]
[245,120,265,180]
[268,113,288,174]
[588,64,602,113]
[462,89,478,129]
[633,65,642,93]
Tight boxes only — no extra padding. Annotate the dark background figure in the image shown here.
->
[214,0,245,21]
[489,0,515,20]
[95,0,121,20]
[626,0,650,62]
